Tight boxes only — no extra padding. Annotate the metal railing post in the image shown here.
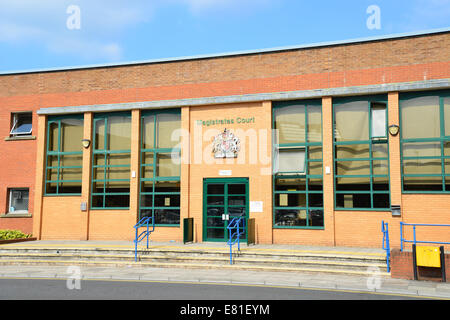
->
[400,222,403,252]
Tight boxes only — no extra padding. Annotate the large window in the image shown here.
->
[140,110,181,225]
[273,100,324,228]
[45,115,83,195]
[91,112,131,209]
[333,96,390,209]
[400,91,450,192]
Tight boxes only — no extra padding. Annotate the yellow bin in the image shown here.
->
[416,246,441,268]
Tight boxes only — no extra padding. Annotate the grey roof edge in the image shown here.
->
[2,27,450,76]
[37,78,450,115]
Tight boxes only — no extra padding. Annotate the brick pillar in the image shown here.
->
[180,106,190,238]
[388,92,403,248]
[80,112,92,240]
[129,109,141,224]
[32,114,46,239]
[322,96,336,246]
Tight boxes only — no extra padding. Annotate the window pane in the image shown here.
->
[275,193,306,207]
[155,180,180,193]
[9,189,29,212]
[48,122,59,152]
[373,159,389,176]
[372,144,388,158]
[371,103,387,138]
[142,116,155,149]
[277,148,305,173]
[335,101,369,141]
[308,146,322,160]
[307,105,322,142]
[275,178,306,191]
[154,209,180,225]
[403,159,442,175]
[61,118,83,152]
[404,176,443,191]
[156,153,180,177]
[308,161,322,175]
[141,152,154,179]
[336,193,371,208]
[373,194,390,208]
[11,113,32,135]
[207,196,224,206]
[373,176,389,191]
[109,115,131,150]
[95,119,105,150]
[336,160,370,176]
[274,105,306,144]
[402,142,441,157]
[445,97,450,136]
[310,209,324,227]
[402,96,440,139]
[336,144,370,159]
[336,177,371,191]
[274,209,308,226]
[228,184,246,194]
[105,194,130,208]
[154,194,180,207]
[207,184,224,194]
[157,113,181,149]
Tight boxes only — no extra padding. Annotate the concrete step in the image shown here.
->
[0,244,390,276]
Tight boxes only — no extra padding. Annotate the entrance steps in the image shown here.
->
[0,241,390,277]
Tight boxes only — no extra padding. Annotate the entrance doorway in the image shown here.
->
[203,178,249,242]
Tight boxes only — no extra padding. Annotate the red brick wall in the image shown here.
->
[390,249,450,282]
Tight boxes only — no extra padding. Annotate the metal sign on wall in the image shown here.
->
[212,128,240,158]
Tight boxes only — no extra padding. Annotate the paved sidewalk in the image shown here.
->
[0,264,449,299]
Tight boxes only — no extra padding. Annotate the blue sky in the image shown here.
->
[0,0,449,73]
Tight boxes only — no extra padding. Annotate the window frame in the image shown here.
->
[400,90,450,193]
[44,115,84,196]
[91,112,131,210]
[8,188,29,214]
[333,95,391,211]
[10,112,33,136]
[272,100,324,229]
[139,109,181,226]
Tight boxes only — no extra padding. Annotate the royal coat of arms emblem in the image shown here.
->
[212,128,240,158]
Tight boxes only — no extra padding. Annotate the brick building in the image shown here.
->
[0,28,449,249]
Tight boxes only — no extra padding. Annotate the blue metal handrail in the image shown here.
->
[381,221,390,272]
[133,216,155,262]
[227,217,245,265]
[400,222,450,251]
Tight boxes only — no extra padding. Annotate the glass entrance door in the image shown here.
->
[203,178,249,242]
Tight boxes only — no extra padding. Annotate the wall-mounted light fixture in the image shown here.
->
[81,139,91,148]
[388,124,399,136]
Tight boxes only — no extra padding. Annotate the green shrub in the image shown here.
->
[0,230,31,240]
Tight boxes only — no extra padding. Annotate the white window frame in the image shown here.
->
[8,188,29,214]
[274,147,306,175]
[10,112,33,136]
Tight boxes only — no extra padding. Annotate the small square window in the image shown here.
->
[10,112,32,136]
[8,188,29,214]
